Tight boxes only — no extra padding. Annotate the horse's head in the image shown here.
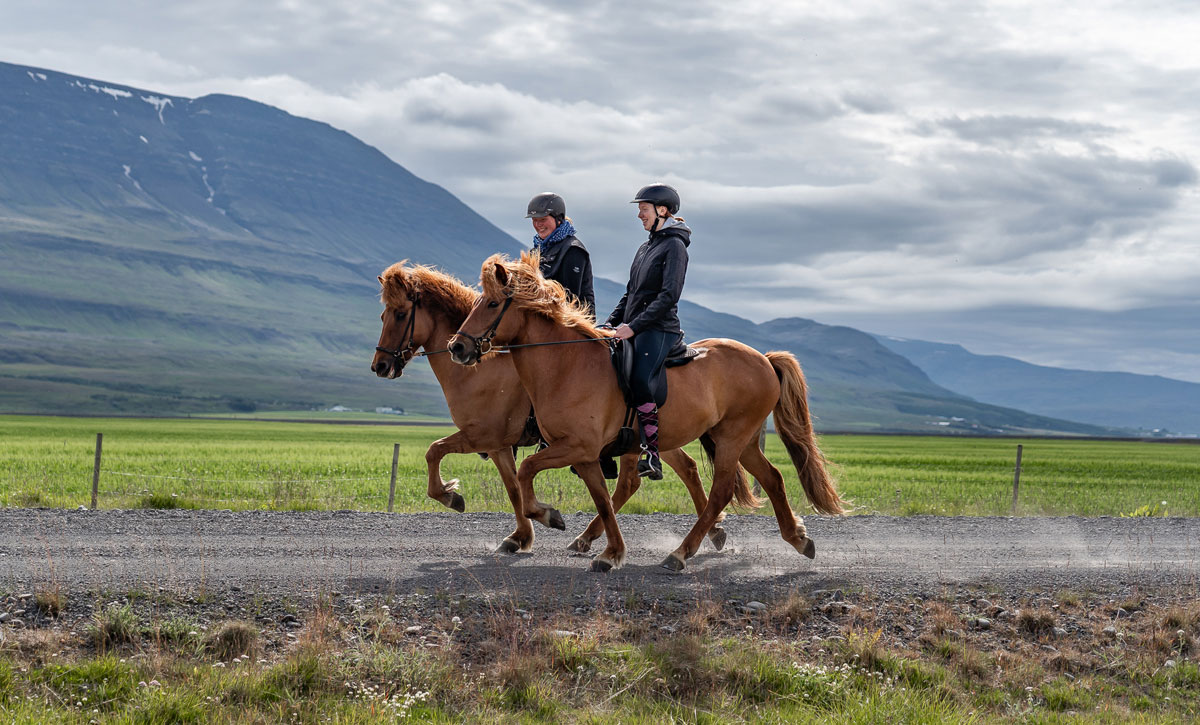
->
[373,261,431,378]
[449,252,605,366]
[448,254,525,366]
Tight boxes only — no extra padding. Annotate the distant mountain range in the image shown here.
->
[0,61,1157,435]
[876,337,1200,436]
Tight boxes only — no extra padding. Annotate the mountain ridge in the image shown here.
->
[0,61,1121,435]
[876,336,1200,436]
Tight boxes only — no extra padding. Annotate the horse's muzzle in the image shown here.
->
[372,358,404,379]
[448,337,477,366]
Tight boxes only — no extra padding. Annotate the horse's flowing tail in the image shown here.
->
[766,351,844,515]
[699,434,762,509]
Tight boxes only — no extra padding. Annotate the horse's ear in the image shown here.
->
[492,262,510,289]
[377,275,385,286]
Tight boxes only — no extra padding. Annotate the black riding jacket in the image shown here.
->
[606,220,691,335]
[538,234,594,317]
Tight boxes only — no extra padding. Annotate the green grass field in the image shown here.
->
[2,415,1197,516]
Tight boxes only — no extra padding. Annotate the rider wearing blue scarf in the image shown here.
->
[527,192,595,316]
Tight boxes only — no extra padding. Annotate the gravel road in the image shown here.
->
[3,509,1197,607]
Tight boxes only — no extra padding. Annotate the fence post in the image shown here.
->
[387,443,400,513]
[1010,444,1023,515]
[91,433,103,509]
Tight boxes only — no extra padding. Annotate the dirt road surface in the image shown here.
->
[3,510,1197,607]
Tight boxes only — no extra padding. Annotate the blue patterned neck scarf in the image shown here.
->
[532,219,575,252]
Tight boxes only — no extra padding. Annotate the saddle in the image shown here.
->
[598,338,704,478]
[610,337,702,407]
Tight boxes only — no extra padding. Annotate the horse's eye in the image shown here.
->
[394,310,406,321]
[487,301,499,309]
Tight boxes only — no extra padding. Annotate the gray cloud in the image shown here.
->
[923,115,1119,144]
[2,0,1199,382]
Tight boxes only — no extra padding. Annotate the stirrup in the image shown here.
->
[637,446,662,480]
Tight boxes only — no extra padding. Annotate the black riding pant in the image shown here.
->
[630,329,678,407]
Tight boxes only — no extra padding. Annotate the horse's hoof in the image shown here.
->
[496,539,520,555]
[660,554,685,572]
[448,492,465,513]
[567,537,592,553]
[547,508,566,531]
[591,558,613,573]
[799,537,816,559]
[708,527,727,552]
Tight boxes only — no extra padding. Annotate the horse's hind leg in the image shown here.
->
[662,438,740,571]
[738,437,816,559]
[424,432,472,512]
[489,447,536,554]
[662,448,728,551]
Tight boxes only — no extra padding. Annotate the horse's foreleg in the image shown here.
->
[573,460,626,572]
[738,437,815,559]
[423,433,471,512]
[662,440,739,571]
[489,447,536,554]
[570,448,726,553]
[662,448,728,551]
[513,449,566,532]
[570,452,641,553]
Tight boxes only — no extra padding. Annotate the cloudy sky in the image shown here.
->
[4,0,1199,381]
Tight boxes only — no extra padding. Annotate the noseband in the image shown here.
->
[454,293,513,358]
[374,298,420,371]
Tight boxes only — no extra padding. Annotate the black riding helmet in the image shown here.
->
[630,183,680,216]
[525,192,567,220]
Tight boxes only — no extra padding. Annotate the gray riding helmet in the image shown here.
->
[525,192,567,219]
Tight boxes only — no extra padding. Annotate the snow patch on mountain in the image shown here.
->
[71,79,132,101]
[140,95,172,123]
[122,164,144,193]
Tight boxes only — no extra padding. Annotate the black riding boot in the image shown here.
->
[635,403,662,480]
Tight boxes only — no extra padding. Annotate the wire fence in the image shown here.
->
[10,433,531,513]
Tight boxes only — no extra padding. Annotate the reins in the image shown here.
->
[491,337,614,352]
[382,287,616,364]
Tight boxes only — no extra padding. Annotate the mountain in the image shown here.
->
[1,61,526,416]
[0,61,1116,435]
[876,336,1200,436]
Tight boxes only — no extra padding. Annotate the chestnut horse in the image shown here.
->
[371,262,728,554]
[447,252,843,572]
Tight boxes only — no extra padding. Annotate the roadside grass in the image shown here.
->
[2,415,1199,516]
[2,589,1198,723]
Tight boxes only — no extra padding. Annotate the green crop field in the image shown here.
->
[2,415,1197,516]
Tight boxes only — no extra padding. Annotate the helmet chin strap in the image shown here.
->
[653,206,669,231]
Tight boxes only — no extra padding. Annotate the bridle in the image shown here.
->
[374,297,421,372]
[453,292,513,359]
[452,287,618,360]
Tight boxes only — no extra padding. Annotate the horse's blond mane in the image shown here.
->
[379,261,478,323]
[481,252,608,339]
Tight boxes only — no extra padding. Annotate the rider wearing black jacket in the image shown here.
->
[526,192,595,317]
[606,183,690,479]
